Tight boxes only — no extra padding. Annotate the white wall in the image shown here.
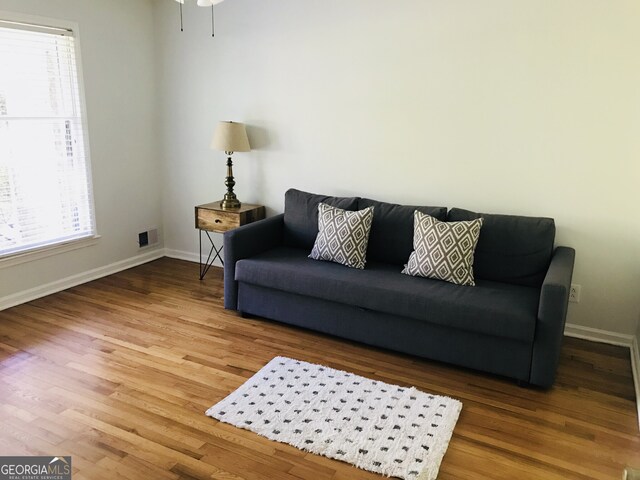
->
[155,0,640,335]
[0,0,163,298]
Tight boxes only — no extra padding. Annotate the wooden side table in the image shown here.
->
[195,201,265,279]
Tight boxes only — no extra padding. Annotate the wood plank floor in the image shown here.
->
[0,257,638,479]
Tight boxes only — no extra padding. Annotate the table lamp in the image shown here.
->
[210,121,251,209]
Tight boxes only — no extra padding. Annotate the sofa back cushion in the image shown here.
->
[358,198,447,265]
[284,188,359,249]
[447,208,555,287]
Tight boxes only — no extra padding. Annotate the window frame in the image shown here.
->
[0,11,98,267]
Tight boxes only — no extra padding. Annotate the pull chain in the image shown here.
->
[178,1,218,37]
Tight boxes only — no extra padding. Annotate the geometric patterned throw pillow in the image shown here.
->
[309,203,374,269]
[402,210,483,286]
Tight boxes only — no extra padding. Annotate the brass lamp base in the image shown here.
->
[220,154,241,210]
[220,195,241,210]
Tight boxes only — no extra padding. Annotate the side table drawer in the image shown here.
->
[196,208,241,232]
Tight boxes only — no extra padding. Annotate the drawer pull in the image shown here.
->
[215,219,222,223]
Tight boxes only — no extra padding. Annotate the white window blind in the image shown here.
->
[0,19,95,258]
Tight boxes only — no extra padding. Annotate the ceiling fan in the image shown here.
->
[175,0,225,36]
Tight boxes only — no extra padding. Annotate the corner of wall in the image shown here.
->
[565,322,640,431]
[632,334,640,431]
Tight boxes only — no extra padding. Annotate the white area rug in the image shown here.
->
[206,356,462,480]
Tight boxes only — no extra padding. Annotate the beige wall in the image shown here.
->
[155,0,640,335]
[1,1,637,337]
[0,0,163,297]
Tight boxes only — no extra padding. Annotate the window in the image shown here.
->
[0,18,95,259]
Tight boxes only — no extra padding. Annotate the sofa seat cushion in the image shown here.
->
[235,247,539,343]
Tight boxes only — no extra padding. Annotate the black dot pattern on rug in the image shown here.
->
[206,356,461,480]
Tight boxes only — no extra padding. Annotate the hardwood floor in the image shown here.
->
[0,257,638,479]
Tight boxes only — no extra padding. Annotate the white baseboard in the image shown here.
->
[564,322,634,347]
[164,248,222,268]
[0,248,165,311]
[164,248,200,264]
[631,336,640,431]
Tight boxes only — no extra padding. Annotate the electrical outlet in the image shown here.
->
[569,284,581,303]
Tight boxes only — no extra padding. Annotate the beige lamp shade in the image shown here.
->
[210,121,251,153]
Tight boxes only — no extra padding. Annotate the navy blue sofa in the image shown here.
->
[224,189,575,388]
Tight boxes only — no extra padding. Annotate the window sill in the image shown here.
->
[0,235,101,269]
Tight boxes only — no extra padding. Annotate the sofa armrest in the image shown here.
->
[223,214,284,310]
[529,246,576,387]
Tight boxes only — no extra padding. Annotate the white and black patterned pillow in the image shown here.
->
[402,211,483,286]
[309,203,374,269]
